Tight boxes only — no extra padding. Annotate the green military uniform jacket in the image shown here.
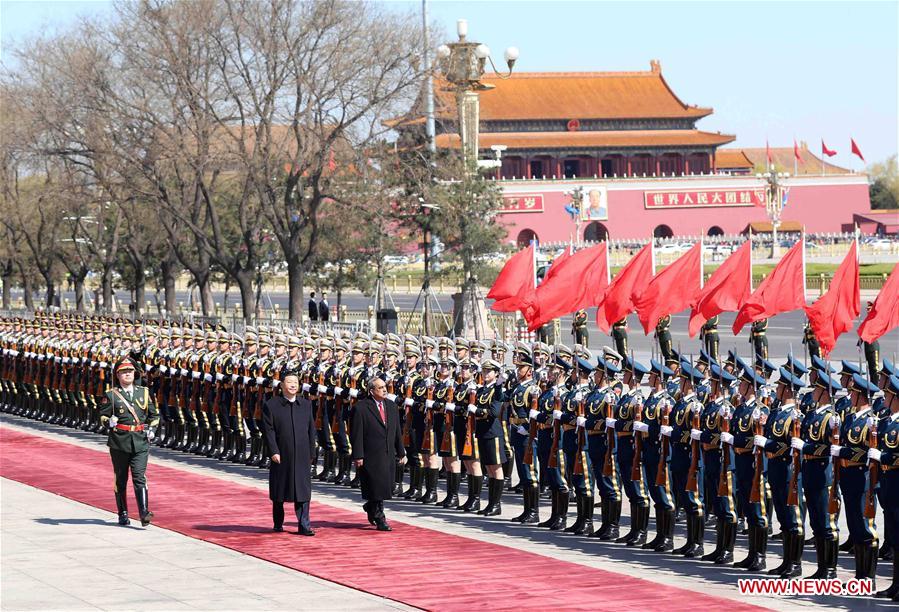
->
[100,385,159,454]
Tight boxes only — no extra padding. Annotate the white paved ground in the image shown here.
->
[2,414,894,611]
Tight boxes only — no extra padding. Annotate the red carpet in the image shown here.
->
[0,426,764,611]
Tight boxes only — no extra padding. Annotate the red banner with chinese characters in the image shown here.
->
[644,189,765,209]
[500,194,544,214]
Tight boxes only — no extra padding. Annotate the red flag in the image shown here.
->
[596,243,654,333]
[488,243,535,312]
[858,262,899,344]
[635,242,703,334]
[804,242,859,355]
[542,246,571,284]
[526,243,608,331]
[688,240,752,337]
[821,140,837,157]
[794,140,803,163]
[733,238,805,335]
[851,138,865,162]
[766,140,772,166]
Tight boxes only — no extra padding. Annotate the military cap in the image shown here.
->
[740,366,766,387]
[258,335,272,347]
[624,357,650,378]
[288,335,301,349]
[575,345,593,362]
[386,333,401,346]
[385,344,401,357]
[723,349,739,368]
[454,337,470,351]
[334,339,349,353]
[318,338,334,351]
[733,355,750,376]
[600,359,620,376]
[554,355,573,371]
[351,340,368,353]
[404,344,422,358]
[481,358,502,372]
[470,340,490,354]
[114,358,136,373]
[353,331,371,341]
[339,330,352,341]
[887,374,899,396]
[815,370,842,392]
[512,344,533,367]
[274,334,288,347]
[438,337,453,351]
[403,333,420,347]
[554,344,573,362]
[710,363,738,384]
[882,359,898,378]
[308,327,321,339]
[783,354,810,376]
[491,339,508,354]
[440,355,459,368]
[681,363,705,384]
[575,357,594,373]
[811,354,834,373]
[602,346,622,363]
[325,329,337,340]
[533,342,552,357]
[841,360,861,376]
[370,332,385,343]
[650,359,675,380]
[421,336,438,351]
[368,341,384,355]
[698,348,718,369]
[850,373,878,396]
[422,355,439,368]
[777,367,804,391]
[755,357,777,378]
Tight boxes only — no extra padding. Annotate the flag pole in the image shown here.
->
[822,141,826,177]
[748,226,754,292]
[801,225,807,299]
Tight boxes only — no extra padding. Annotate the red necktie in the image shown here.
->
[378,401,386,423]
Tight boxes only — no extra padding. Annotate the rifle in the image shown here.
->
[421,379,435,453]
[864,419,879,519]
[439,377,458,454]
[574,394,587,475]
[749,408,764,503]
[314,369,326,429]
[787,410,802,507]
[686,403,702,493]
[401,374,414,447]
[630,397,644,482]
[461,385,476,457]
[655,403,671,488]
[547,393,562,468]
[827,416,842,515]
[602,391,616,477]
[331,370,343,435]
[523,392,539,466]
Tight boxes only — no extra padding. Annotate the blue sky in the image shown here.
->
[3,1,896,168]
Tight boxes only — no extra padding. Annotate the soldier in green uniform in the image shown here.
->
[700,315,720,362]
[655,314,673,362]
[860,302,881,383]
[803,319,821,360]
[751,318,769,361]
[100,358,160,526]
[611,318,628,358]
[572,309,589,346]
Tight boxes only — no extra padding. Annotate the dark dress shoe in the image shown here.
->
[375,518,392,531]
[273,526,284,532]
[297,527,316,536]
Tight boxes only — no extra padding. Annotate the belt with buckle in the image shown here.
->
[734,447,754,455]
[509,417,528,426]
[115,423,145,432]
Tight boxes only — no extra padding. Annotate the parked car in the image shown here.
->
[869,239,893,251]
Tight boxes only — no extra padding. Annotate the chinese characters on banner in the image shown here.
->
[644,189,765,209]
[500,194,544,213]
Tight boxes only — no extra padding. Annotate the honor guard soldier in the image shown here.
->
[572,309,589,346]
[559,354,594,535]
[655,315,673,363]
[803,318,821,359]
[536,356,570,529]
[791,370,842,579]
[454,358,483,512]
[639,360,676,552]
[611,318,628,357]
[869,375,899,601]
[750,318,769,361]
[831,373,880,584]
[507,344,541,523]
[435,355,461,508]
[669,363,707,558]
[397,343,423,499]
[860,303,881,383]
[474,359,507,516]
[700,315,720,362]
[416,356,441,503]
[100,358,160,526]
[586,358,624,540]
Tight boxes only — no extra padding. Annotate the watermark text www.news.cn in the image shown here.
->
[738,578,874,597]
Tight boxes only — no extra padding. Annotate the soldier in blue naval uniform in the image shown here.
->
[586,359,624,540]
[611,358,650,546]
[474,359,507,516]
[791,370,842,579]
[536,356,571,529]
[100,358,160,526]
[831,373,880,583]
[668,363,707,558]
[876,360,898,564]
[756,367,806,578]
[638,359,676,552]
[559,356,595,535]
[507,345,541,523]
[870,375,899,601]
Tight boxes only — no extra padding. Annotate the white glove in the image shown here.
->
[690,429,702,441]
[108,415,118,428]
[425,400,435,409]
[349,388,359,398]
[404,397,414,407]
[317,384,328,394]
[552,410,563,421]
[830,445,842,457]
[99,361,107,368]
[467,405,477,414]
[468,381,478,391]
[38,355,45,361]
[91,360,97,367]
[868,448,882,462]
[444,402,456,413]
[147,429,155,442]
[660,425,673,437]
[302,383,311,392]
[144,364,152,372]
[231,374,239,382]
[576,416,587,428]
[606,417,617,429]
[386,393,397,403]
[204,373,213,382]
[633,422,649,433]
[260,377,269,386]
[180,368,188,376]
[528,409,540,420]
[159,365,168,374]
[334,386,344,395]
[720,432,734,445]
[516,425,528,436]
[790,437,805,451]
[271,380,280,388]
[215,373,224,382]
[192,371,201,379]
[242,376,251,385]
[753,435,768,448]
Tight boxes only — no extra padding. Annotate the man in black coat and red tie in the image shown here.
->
[352,376,407,531]
[262,370,316,536]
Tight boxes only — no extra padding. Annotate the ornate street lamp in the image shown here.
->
[756,171,790,258]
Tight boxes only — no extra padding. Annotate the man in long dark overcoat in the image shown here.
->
[263,370,316,535]
[352,376,406,531]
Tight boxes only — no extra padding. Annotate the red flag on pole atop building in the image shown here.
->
[858,261,899,344]
[804,241,859,356]
[526,243,608,331]
[732,237,806,335]
[635,242,703,335]
[793,140,803,163]
[488,243,535,313]
[688,240,752,337]
[596,243,654,333]
[821,140,837,157]
[850,138,865,162]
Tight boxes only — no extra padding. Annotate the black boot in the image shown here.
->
[461,474,482,513]
[511,486,531,523]
[503,458,514,491]
[539,489,560,528]
[735,524,758,568]
[549,490,570,530]
[598,500,621,541]
[654,508,675,552]
[134,485,153,527]
[480,478,503,516]
[572,495,594,535]
[857,541,878,584]
[404,465,423,500]
[439,472,460,509]
[808,537,838,579]
[673,512,694,555]
[233,433,248,463]
[392,464,404,497]
[875,547,898,599]
[769,530,793,576]
[685,514,706,558]
[317,449,335,481]
[714,521,735,565]
[565,494,587,533]
[519,487,540,524]
[115,490,129,526]
[330,453,348,484]
[617,502,644,544]
[747,525,767,571]
[420,468,439,504]
[702,519,724,561]
[782,531,805,578]
[626,504,648,547]
[644,505,665,550]
[205,429,220,458]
